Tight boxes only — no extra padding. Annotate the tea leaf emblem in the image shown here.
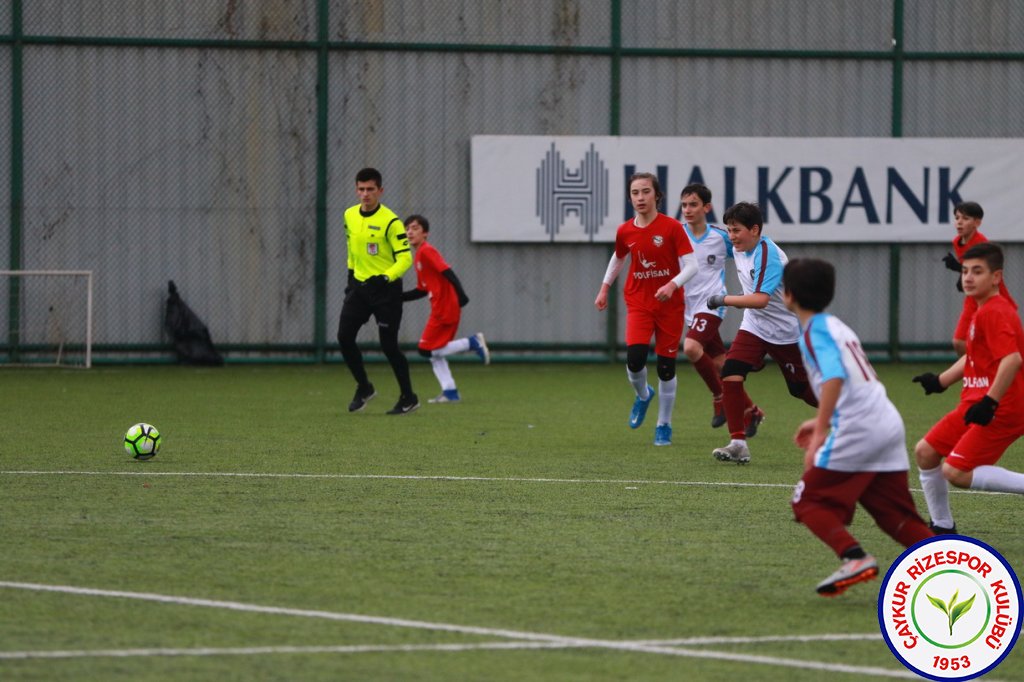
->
[928,589,977,636]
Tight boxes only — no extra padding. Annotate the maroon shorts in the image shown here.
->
[923,400,1024,472]
[418,316,459,352]
[725,329,809,382]
[685,313,726,358]
[792,468,922,527]
[626,306,683,358]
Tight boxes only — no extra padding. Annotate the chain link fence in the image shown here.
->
[3,0,1024,364]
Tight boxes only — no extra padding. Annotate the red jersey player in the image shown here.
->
[942,201,1016,356]
[402,215,490,403]
[594,172,697,446]
[913,242,1024,533]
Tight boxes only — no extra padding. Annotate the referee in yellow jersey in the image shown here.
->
[338,168,418,414]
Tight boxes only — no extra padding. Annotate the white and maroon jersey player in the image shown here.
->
[798,312,909,472]
[683,223,732,328]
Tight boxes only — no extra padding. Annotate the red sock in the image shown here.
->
[796,507,859,558]
[722,381,748,439]
[693,352,723,397]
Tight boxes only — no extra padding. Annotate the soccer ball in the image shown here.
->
[124,423,161,460]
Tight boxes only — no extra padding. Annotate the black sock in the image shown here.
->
[842,546,867,561]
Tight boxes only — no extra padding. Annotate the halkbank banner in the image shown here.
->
[470,136,1021,243]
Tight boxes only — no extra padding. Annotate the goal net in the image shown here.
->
[0,270,93,368]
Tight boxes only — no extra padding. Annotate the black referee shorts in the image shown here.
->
[339,279,404,334]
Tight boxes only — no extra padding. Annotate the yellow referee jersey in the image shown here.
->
[344,203,412,282]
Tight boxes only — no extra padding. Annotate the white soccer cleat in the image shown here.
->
[712,440,751,464]
[816,555,879,597]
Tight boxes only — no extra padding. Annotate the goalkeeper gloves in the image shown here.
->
[707,294,727,310]
[912,372,946,395]
[942,252,962,273]
[964,395,998,426]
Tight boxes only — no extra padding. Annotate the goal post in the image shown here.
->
[1,270,93,368]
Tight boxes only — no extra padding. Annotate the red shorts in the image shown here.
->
[685,313,726,357]
[626,306,683,358]
[953,297,976,342]
[725,329,809,382]
[792,468,922,528]
[418,316,459,352]
[923,400,1024,472]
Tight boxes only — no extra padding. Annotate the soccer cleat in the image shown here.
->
[428,389,462,403]
[929,522,958,535]
[711,396,726,428]
[816,555,879,597]
[629,385,655,429]
[744,405,766,438]
[348,383,377,412]
[654,424,672,446]
[469,332,491,365]
[712,440,751,464]
[386,393,420,415]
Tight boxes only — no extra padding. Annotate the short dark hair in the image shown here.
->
[405,214,430,232]
[629,172,663,203]
[962,241,1004,272]
[954,201,983,220]
[680,183,712,204]
[355,167,383,186]
[783,258,836,312]
[722,202,763,230]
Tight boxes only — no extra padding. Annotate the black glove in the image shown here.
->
[964,395,998,426]
[458,294,470,307]
[942,252,961,273]
[707,294,727,309]
[912,372,946,395]
[345,269,357,294]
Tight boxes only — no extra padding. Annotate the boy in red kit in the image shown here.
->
[913,242,1024,534]
[942,201,1016,356]
[402,215,490,403]
[594,173,697,446]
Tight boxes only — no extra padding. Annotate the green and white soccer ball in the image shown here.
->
[124,423,161,460]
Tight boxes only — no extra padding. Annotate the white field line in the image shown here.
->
[0,581,919,678]
[0,469,1006,496]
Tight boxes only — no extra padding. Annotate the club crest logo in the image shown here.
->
[879,535,1021,680]
[366,243,379,256]
[652,235,664,247]
[706,254,717,265]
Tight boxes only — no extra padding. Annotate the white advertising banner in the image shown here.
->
[471,135,1022,243]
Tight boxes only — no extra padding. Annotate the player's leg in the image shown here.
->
[338,293,376,411]
[418,318,461,402]
[791,468,879,596]
[914,408,965,533]
[944,416,1024,494]
[684,313,726,427]
[767,341,818,408]
[651,310,684,445]
[373,285,418,414]
[625,308,656,429]
[858,471,934,548]
[713,331,763,463]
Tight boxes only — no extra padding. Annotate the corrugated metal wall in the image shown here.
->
[3,1,1024,361]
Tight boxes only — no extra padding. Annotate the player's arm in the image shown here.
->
[401,288,427,302]
[380,219,413,281]
[794,377,841,470]
[707,291,770,310]
[655,252,697,302]
[442,268,470,307]
[912,355,966,394]
[595,252,626,311]
[985,351,1023,403]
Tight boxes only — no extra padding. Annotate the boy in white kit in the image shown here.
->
[783,257,933,596]
[679,183,733,428]
[706,202,818,464]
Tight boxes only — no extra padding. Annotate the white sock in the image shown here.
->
[431,338,471,358]
[970,465,1024,494]
[919,465,954,528]
[430,356,456,392]
[657,377,677,426]
[627,367,649,398]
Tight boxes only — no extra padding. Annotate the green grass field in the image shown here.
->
[1,363,1022,681]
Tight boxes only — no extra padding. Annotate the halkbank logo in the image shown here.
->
[535,143,609,241]
[879,536,1021,680]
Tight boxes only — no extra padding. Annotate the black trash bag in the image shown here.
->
[164,280,224,366]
